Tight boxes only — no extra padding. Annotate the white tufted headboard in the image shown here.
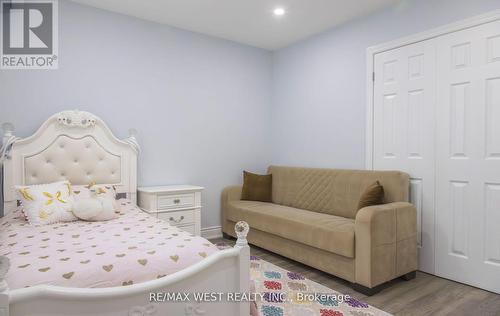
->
[2,110,139,214]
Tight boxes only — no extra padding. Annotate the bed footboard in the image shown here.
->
[0,222,251,316]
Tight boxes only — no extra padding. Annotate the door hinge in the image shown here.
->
[372,72,375,82]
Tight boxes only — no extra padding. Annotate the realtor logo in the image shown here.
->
[1,0,58,69]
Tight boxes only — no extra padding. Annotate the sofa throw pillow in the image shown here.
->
[241,171,272,202]
[15,180,77,226]
[357,181,385,210]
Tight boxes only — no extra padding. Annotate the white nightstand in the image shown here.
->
[137,185,203,236]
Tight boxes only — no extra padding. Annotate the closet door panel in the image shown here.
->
[435,19,500,294]
[373,40,436,273]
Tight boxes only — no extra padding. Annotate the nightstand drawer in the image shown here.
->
[158,210,194,226]
[157,193,195,210]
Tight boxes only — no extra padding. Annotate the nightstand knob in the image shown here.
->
[169,216,184,223]
[173,199,181,204]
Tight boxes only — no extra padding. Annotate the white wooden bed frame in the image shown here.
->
[0,110,250,316]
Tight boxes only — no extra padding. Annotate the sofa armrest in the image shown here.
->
[354,202,417,288]
[221,186,242,235]
[222,185,243,204]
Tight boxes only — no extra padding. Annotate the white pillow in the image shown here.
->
[72,183,118,209]
[71,182,119,221]
[15,180,77,226]
[89,197,117,221]
[73,197,117,221]
[72,183,117,201]
[71,198,101,220]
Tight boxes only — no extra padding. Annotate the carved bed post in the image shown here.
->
[0,256,10,316]
[2,123,15,145]
[234,221,249,248]
[234,221,250,316]
[124,128,140,154]
[1,122,17,163]
[123,128,140,203]
[1,122,18,214]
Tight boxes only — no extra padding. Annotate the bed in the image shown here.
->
[0,110,250,316]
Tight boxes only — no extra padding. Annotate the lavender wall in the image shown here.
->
[0,0,273,227]
[271,0,500,169]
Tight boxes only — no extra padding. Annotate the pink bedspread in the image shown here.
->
[0,200,219,290]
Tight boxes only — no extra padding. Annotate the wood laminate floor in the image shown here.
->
[211,237,500,316]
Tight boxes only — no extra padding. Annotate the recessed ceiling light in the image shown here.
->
[273,7,285,16]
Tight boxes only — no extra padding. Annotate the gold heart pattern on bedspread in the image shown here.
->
[0,199,219,289]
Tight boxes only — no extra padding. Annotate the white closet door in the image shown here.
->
[373,40,436,273]
[435,19,500,294]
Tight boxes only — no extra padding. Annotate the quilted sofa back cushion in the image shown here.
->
[267,166,409,219]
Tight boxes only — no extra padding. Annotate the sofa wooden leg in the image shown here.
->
[351,283,385,296]
[401,271,416,281]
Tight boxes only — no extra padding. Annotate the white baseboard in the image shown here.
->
[201,226,222,239]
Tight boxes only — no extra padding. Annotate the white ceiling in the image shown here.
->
[71,0,399,50]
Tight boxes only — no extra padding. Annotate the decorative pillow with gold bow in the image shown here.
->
[15,180,77,226]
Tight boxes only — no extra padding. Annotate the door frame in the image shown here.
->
[366,9,500,169]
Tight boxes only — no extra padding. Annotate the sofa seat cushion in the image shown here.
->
[226,201,355,258]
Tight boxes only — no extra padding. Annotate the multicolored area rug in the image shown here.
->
[214,242,390,316]
[249,256,391,316]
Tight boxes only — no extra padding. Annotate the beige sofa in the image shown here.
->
[222,166,417,295]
